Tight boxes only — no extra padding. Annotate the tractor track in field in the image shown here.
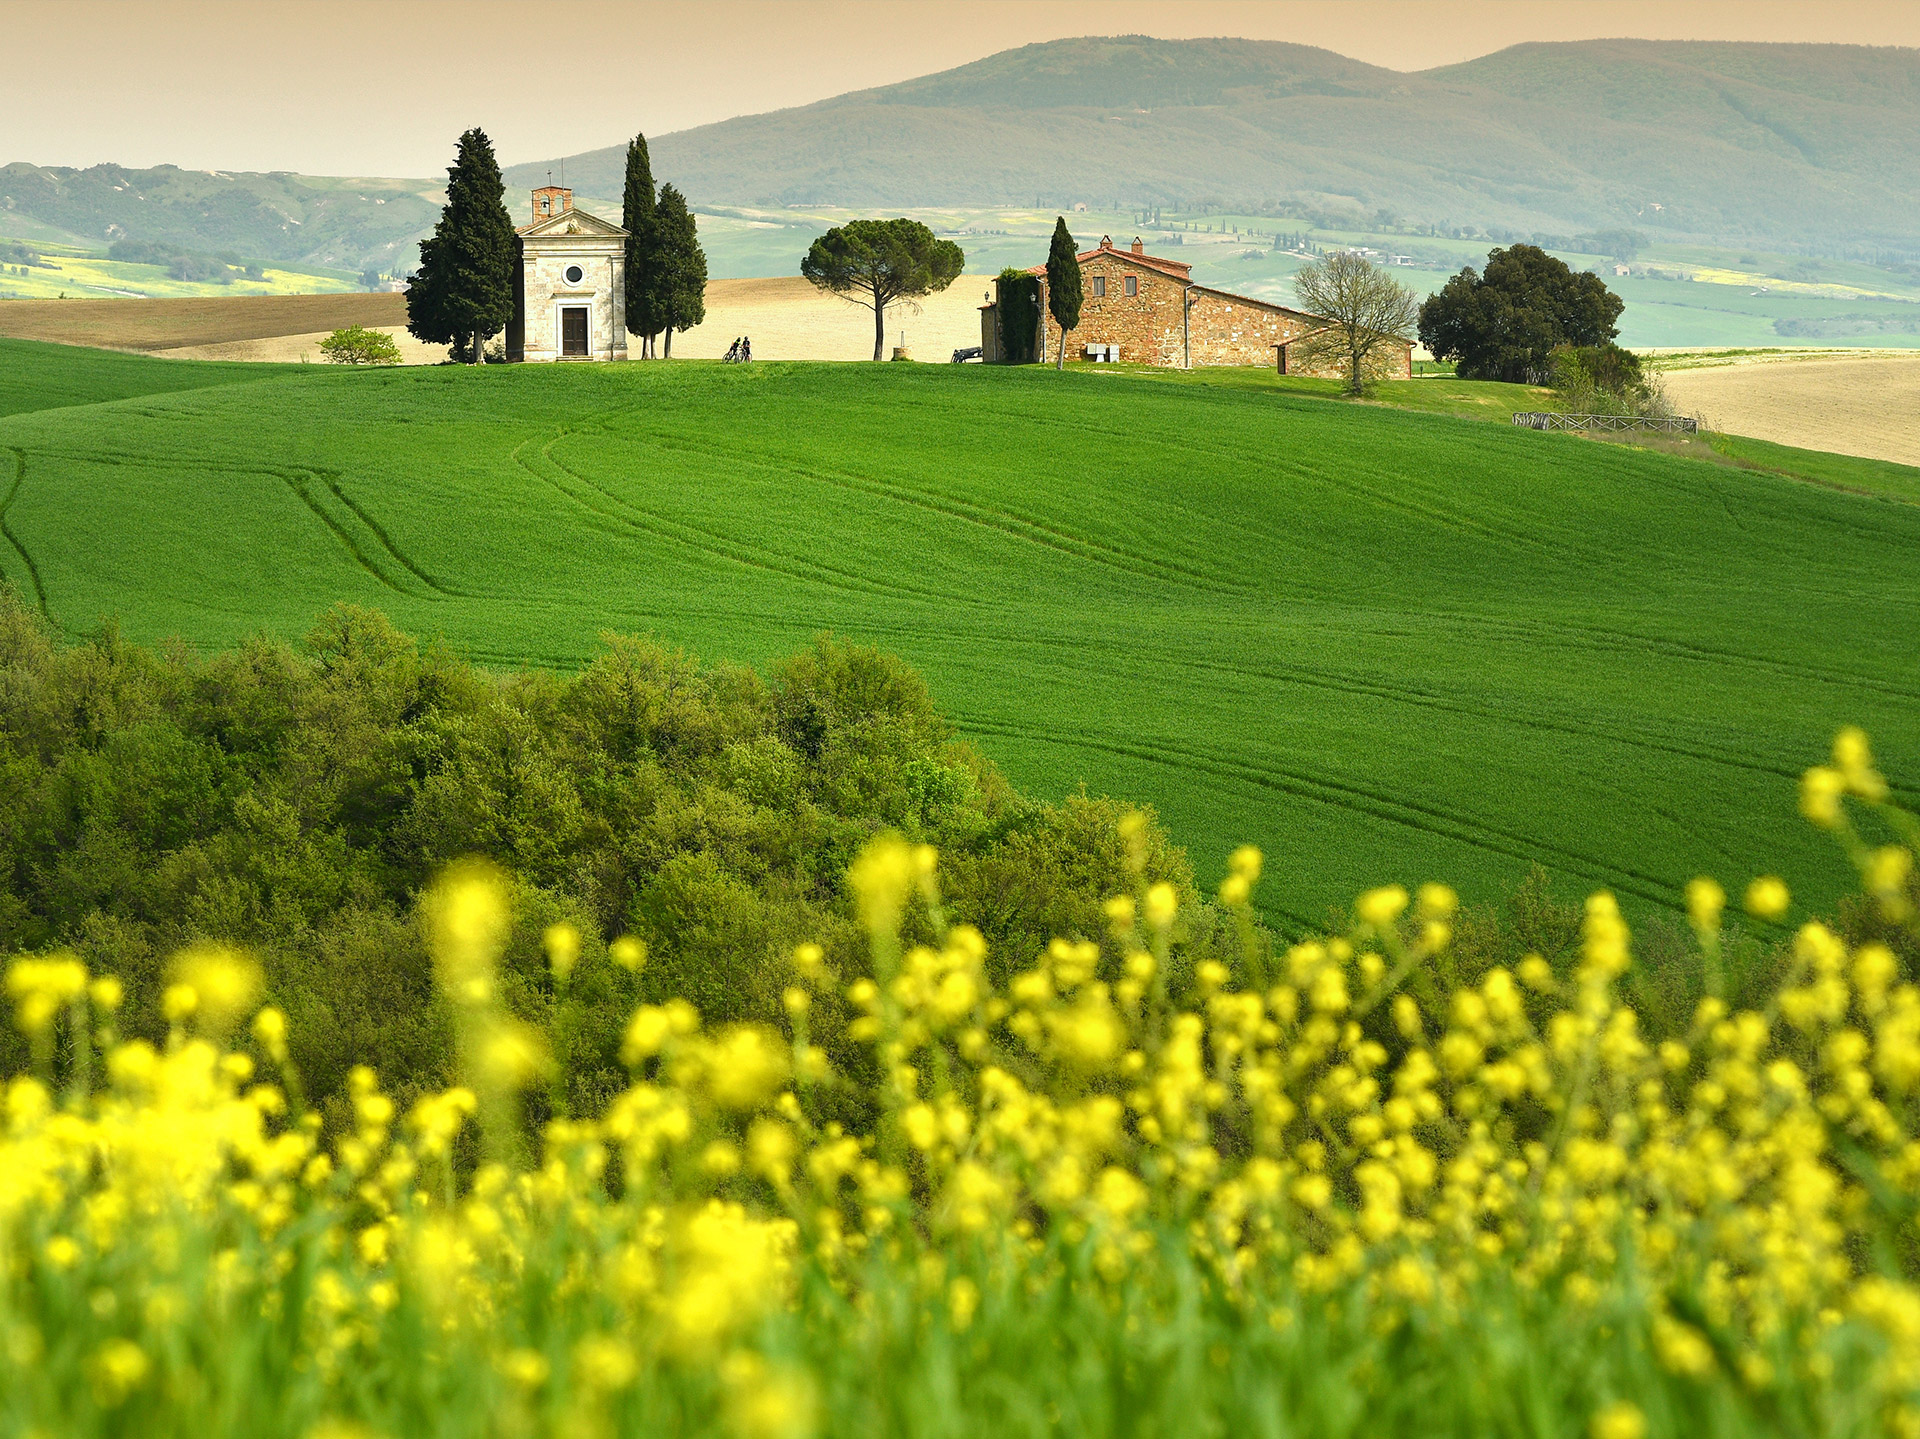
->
[317,475,469,598]
[593,420,1255,600]
[1434,607,1920,708]
[957,712,1684,911]
[515,432,980,609]
[1025,408,1621,571]
[1075,640,1823,789]
[16,444,461,601]
[0,447,49,616]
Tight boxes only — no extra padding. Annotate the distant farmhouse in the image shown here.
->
[979,235,1413,377]
[506,186,628,362]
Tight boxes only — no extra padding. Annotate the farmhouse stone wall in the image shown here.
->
[1017,238,1413,377]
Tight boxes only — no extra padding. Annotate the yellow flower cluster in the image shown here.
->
[1,728,1916,1435]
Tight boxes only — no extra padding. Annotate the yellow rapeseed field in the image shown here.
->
[3,729,1918,1437]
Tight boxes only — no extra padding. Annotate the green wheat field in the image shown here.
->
[3,337,1917,925]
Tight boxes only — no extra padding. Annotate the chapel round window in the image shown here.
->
[563,263,585,286]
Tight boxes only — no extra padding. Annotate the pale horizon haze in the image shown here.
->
[4,0,1918,178]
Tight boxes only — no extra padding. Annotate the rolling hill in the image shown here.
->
[0,163,441,273]
[509,36,1920,250]
[3,339,1916,931]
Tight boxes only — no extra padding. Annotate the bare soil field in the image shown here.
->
[154,327,449,365]
[1660,350,1920,469]
[0,294,405,352]
[673,275,996,362]
[0,278,996,365]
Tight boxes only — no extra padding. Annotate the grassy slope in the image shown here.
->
[0,338,293,418]
[2,342,1915,932]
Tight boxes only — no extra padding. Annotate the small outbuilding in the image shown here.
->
[506,186,628,362]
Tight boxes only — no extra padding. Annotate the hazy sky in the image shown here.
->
[7,0,1917,177]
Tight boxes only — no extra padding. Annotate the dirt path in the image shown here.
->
[1661,351,1920,468]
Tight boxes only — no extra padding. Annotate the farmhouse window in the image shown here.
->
[1124,275,1138,297]
[1092,276,1106,298]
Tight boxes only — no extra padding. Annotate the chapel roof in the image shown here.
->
[517,208,627,239]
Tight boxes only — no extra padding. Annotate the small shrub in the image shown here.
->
[319,325,403,366]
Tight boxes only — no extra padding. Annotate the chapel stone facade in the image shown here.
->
[507,187,628,362]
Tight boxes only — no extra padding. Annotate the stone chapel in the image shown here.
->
[506,186,628,362]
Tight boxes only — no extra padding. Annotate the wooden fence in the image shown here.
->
[1511,412,1699,434]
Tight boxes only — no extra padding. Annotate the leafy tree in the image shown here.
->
[359,268,384,292]
[1045,217,1082,371]
[621,133,658,357]
[1289,250,1420,395]
[318,325,402,366]
[405,128,517,366]
[649,184,706,359]
[1418,244,1625,383]
[801,218,964,361]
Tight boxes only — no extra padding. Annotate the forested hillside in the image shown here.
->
[510,36,1920,250]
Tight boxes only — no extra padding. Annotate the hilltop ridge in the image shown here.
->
[511,36,1920,249]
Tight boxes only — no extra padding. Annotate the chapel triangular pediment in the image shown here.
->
[519,209,627,239]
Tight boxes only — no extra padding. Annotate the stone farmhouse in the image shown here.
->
[979,235,1412,377]
[506,187,628,362]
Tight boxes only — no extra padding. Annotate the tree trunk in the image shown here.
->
[663,328,672,359]
[872,291,886,362]
[1055,317,1066,371]
[472,329,482,366]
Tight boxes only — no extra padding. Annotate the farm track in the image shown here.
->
[521,433,982,609]
[0,448,49,615]
[11,442,458,603]
[598,420,1256,599]
[958,713,1685,910]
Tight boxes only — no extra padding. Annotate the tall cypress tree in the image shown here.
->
[1045,216,1083,371]
[650,184,707,359]
[405,128,516,365]
[620,134,656,358]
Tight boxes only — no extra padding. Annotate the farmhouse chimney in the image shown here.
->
[1131,236,1144,254]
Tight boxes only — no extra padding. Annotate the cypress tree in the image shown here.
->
[650,184,707,359]
[1045,216,1083,371]
[406,128,516,364]
[621,133,657,358]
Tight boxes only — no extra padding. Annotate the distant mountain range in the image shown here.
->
[510,36,1920,251]
[4,37,1917,272]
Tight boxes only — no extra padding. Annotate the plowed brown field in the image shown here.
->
[1662,350,1920,469]
[0,278,997,365]
[0,293,405,351]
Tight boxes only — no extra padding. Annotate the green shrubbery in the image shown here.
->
[0,591,1202,1125]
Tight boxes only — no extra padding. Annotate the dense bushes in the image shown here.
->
[0,591,1199,1122]
[1547,342,1672,417]
[3,736,1919,1436]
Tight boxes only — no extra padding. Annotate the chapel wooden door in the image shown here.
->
[562,308,589,356]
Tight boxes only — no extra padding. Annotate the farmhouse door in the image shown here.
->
[561,308,589,356]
